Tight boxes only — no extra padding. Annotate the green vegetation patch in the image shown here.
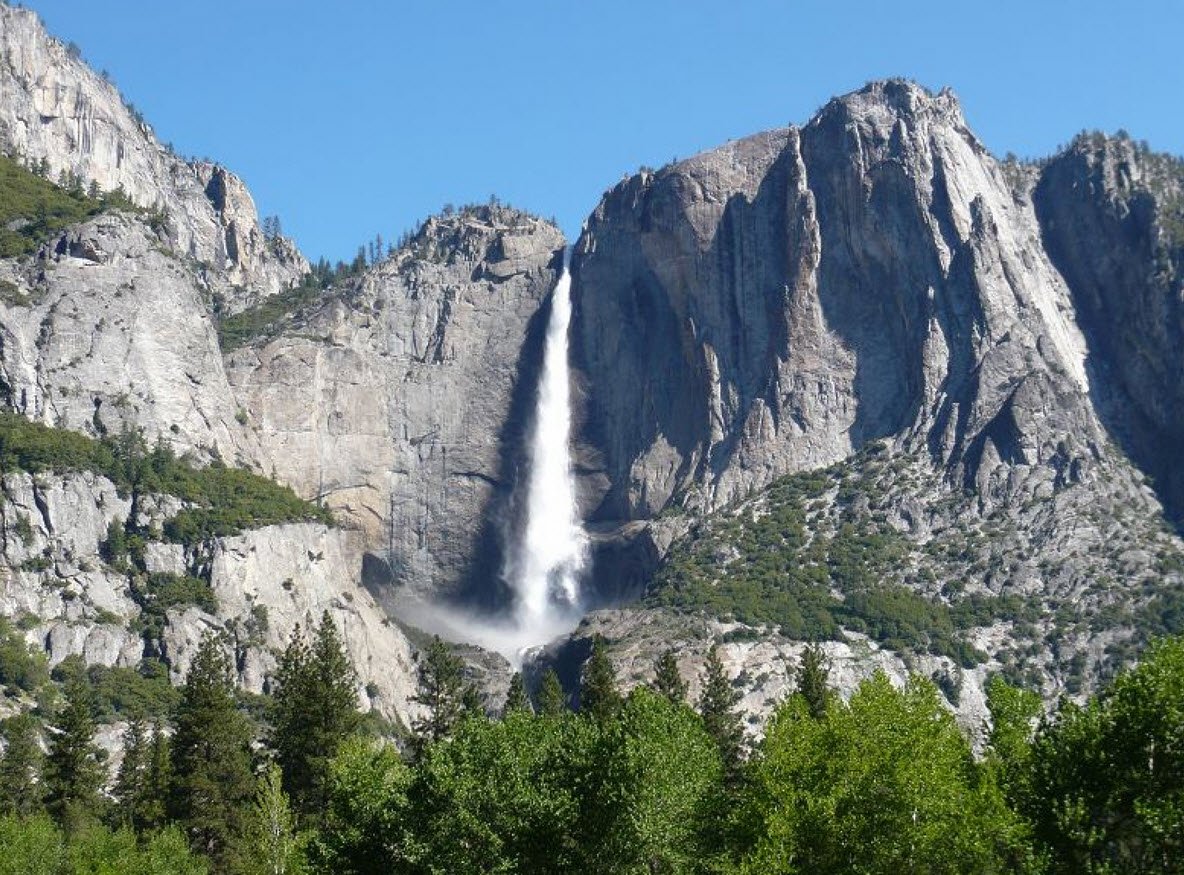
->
[0,412,331,545]
[216,272,333,351]
[50,655,180,722]
[0,154,136,259]
[0,617,49,696]
[646,448,1018,665]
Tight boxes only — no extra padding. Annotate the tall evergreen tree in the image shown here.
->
[697,645,744,785]
[795,643,831,719]
[0,713,42,816]
[653,648,688,705]
[536,669,567,716]
[271,613,361,819]
[169,633,255,870]
[111,715,148,829]
[461,683,484,719]
[411,636,466,749]
[44,677,106,832]
[579,635,621,720]
[503,672,531,717]
[139,721,172,831]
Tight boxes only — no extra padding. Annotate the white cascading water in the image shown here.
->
[507,252,586,631]
[394,253,586,665]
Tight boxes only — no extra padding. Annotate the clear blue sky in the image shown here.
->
[23,0,1184,264]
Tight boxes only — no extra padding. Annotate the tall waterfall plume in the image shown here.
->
[392,252,587,665]
[506,251,586,632]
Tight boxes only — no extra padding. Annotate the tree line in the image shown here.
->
[0,622,1181,873]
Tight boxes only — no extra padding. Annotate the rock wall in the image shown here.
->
[0,212,258,463]
[0,4,307,308]
[226,206,564,604]
[1034,134,1184,524]
[572,80,1099,527]
[0,470,418,725]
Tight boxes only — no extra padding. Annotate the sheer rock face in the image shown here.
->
[1034,135,1184,523]
[226,207,565,601]
[572,81,1102,528]
[0,212,259,463]
[0,5,307,310]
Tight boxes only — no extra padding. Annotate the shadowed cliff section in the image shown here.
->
[1034,133,1184,527]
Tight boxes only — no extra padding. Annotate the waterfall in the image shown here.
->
[394,253,587,665]
[506,252,586,632]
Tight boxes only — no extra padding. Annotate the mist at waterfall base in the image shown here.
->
[399,259,587,666]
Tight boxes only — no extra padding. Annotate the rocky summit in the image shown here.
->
[0,3,1182,744]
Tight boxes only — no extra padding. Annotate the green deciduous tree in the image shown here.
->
[588,688,725,873]
[738,672,1029,873]
[168,633,255,870]
[985,675,1043,806]
[308,737,412,875]
[241,764,305,875]
[406,711,588,873]
[1023,636,1184,873]
[0,812,207,875]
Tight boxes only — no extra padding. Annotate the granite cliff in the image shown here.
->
[560,80,1184,723]
[1,3,1183,736]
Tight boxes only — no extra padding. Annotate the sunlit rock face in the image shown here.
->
[572,80,1100,522]
[226,207,566,604]
[0,4,307,311]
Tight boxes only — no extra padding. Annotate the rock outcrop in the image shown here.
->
[226,206,564,603]
[570,81,1182,604]
[0,4,307,309]
[0,212,259,462]
[573,80,1097,521]
[0,469,419,725]
[1034,134,1184,523]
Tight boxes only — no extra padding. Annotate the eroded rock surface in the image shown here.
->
[227,206,565,602]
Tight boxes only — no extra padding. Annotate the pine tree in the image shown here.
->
[169,633,256,869]
[503,672,531,717]
[0,713,42,816]
[653,648,688,705]
[461,683,484,719]
[411,636,466,749]
[44,677,106,832]
[579,635,621,720]
[796,643,831,719]
[697,645,744,785]
[111,715,148,828]
[139,721,171,830]
[536,669,567,716]
[271,613,361,819]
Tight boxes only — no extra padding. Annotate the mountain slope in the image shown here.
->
[561,80,1184,719]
